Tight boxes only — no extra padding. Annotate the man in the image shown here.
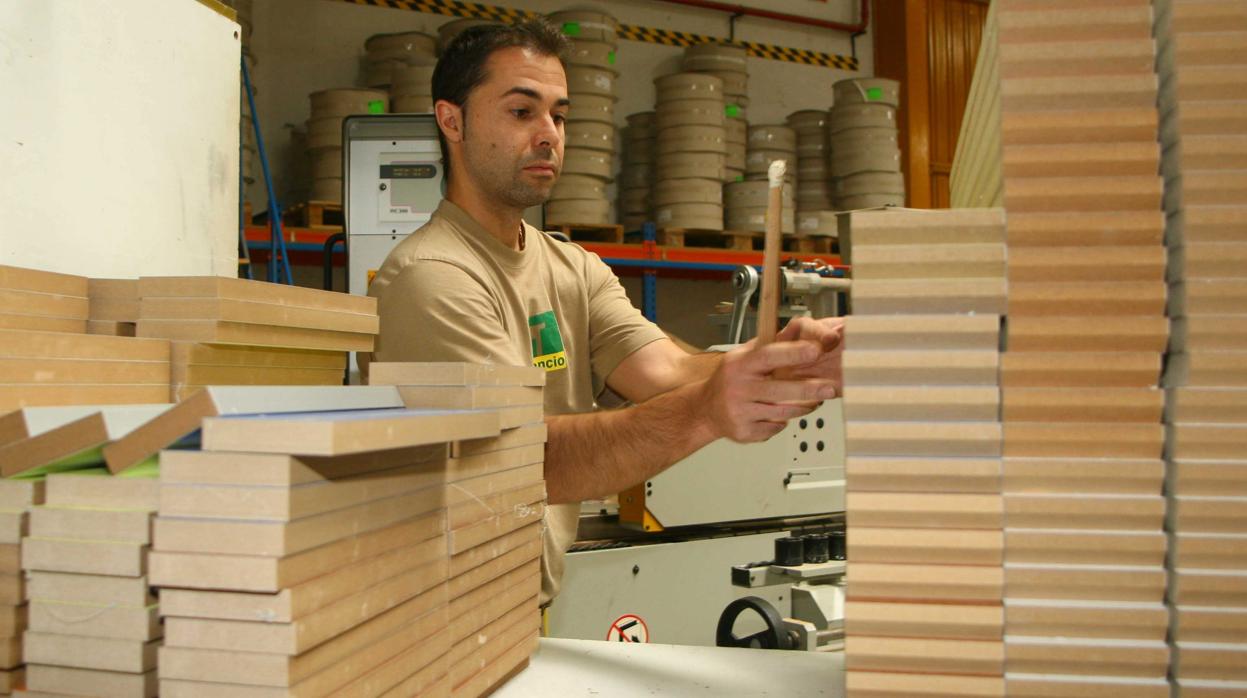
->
[366,19,845,606]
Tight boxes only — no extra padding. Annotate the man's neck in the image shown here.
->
[446,178,525,252]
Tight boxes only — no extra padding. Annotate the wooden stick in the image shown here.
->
[755,159,787,346]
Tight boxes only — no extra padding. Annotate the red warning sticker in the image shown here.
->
[606,613,650,643]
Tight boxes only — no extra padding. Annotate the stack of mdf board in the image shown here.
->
[0,478,43,697]
[19,469,161,697]
[0,330,170,412]
[841,208,1007,698]
[992,1,1172,694]
[135,276,374,400]
[0,405,171,480]
[86,278,139,337]
[367,362,546,697]
[1154,1,1247,694]
[149,403,531,697]
[0,265,88,336]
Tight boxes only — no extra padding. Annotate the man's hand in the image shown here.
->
[699,338,840,443]
[774,316,845,389]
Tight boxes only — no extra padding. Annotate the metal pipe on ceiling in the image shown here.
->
[651,0,869,34]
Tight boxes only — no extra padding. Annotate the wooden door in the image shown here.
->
[873,0,988,209]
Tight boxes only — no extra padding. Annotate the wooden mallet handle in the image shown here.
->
[755,159,786,346]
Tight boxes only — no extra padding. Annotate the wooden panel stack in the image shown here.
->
[0,480,42,697]
[368,363,547,696]
[1154,1,1247,694]
[87,279,140,337]
[135,277,373,401]
[20,470,161,697]
[991,1,1172,695]
[0,265,89,336]
[0,331,171,411]
[842,208,1007,697]
[150,397,542,697]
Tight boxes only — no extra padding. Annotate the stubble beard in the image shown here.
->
[463,139,559,210]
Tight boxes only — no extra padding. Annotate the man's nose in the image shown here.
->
[535,114,561,149]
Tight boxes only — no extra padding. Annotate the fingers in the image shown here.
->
[777,316,845,352]
[741,340,820,374]
[753,378,838,404]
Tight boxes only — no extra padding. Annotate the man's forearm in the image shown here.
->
[544,380,717,504]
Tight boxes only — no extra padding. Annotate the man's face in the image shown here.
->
[459,47,569,210]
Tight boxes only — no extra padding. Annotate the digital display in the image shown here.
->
[380,163,437,179]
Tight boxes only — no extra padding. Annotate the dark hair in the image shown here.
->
[432,19,571,182]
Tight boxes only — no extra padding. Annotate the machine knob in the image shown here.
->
[774,536,804,566]
[803,533,830,564]
[715,596,796,650]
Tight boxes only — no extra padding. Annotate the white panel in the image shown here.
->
[0,0,240,277]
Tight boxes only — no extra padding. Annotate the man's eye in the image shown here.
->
[554,114,567,125]
[512,108,529,118]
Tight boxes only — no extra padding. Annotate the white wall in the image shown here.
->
[0,0,241,278]
[246,0,873,207]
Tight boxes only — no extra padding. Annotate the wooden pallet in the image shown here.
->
[552,223,624,244]
[284,200,344,229]
[656,228,761,251]
[791,236,837,254]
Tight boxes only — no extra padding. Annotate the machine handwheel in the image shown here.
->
[715,596,795,650]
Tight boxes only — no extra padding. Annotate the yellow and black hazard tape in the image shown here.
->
[339,0,859,71]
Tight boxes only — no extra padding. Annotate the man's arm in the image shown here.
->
[545,339,838,504]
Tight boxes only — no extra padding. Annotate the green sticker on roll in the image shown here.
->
[735,174,744,182]
[608,51,616,65]
[367,100,385,114]
[866,87,884,101]
[725,104,741,118]
[563,22,581,36]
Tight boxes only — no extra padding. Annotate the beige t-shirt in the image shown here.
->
[366,200,666,605]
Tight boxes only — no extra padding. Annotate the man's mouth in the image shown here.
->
[524,162,557,174]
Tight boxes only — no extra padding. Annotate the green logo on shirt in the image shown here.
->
[529,311,567,372]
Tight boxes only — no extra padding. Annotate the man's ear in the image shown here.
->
[434,100,464,144]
